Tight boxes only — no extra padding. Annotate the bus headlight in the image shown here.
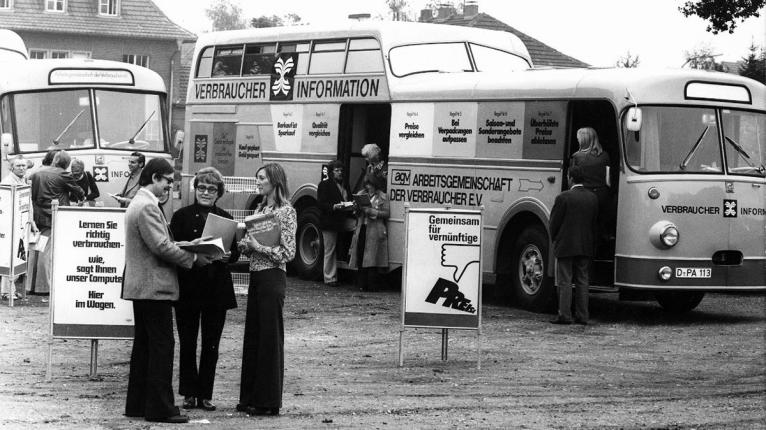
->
[658,266,672,281]
[649,221,679,249]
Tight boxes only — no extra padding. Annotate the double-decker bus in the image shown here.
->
[1,33,175,211]
[181,21,765,313]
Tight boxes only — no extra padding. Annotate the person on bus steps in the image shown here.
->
[317,160,354,287]
[570,127,612,250]
[349,173,389,292]
[354,143,388,193]
[549,165,598,325]
[113,151,145,208]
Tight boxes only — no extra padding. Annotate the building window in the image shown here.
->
[99,0,118,15]
[123,54,149,68]
[51,51,69,59]
[29,50,47,59]
[0,0,12,10]
[45,0,65,12]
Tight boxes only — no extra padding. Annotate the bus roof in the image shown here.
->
[0,29,28,61]
[0,58,167,94]
[194,21,531,65]
[389,67,766,111]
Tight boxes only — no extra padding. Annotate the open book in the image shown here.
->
[201,213,239,250]
[177,237,226,260]
[352,192,371,208]
[244,212,281,247]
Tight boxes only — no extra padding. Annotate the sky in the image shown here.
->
[152,0,766,68]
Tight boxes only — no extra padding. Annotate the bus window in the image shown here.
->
[279,42,310,75]
[470,43,530,72]
[196,46,214,78]
[309,40,347,75]
[625,106,722,173]
[96,90,166,152]
[12,89,95,152]
[721,110,766,177]
[212,45,244,76]
[389,43,472,77]
[345,38,383,74]
[243,43,277,75]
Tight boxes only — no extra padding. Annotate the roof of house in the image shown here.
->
[0,0,196,42]
[425,12,589,68]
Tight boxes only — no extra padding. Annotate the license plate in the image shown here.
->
[675,267,711,278]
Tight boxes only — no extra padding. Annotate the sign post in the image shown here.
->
[399,205,483,368]
[0,184,31,307]
[47,204,132,381]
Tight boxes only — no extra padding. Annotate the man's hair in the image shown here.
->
[360,143,381,159]
[52,150,71,169]
[568,165,584,185]
[42,149,59,166]
[9,155,26,167]
[139,158,173,186]
[130,152,146,168]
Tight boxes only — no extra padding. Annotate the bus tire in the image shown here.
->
[510,225,556,312]
[293,207,323,280]
[655,291,705,313]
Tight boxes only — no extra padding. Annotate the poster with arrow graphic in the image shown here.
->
[402,207,482,329]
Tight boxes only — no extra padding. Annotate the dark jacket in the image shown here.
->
[549,185,598,258]
[169,203,240,310]
[30,166,85,228]
[571,151,610,189]
[73,171,100,202]
[317,177,353,231]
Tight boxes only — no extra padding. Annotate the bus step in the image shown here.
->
[590,284,618,293]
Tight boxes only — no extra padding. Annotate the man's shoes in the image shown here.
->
[182,396,196,409]
[550,317,572,325]
[325,281,338,287]
[198,399,216,411]
[246,407,279,416]
[574,319,588,325]
[236,403,248,412]
[146,414,189,423]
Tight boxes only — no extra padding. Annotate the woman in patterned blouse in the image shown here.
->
[236,163,296,417]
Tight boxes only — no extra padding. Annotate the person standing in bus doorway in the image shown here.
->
[549,166,598,325]
[113,151,145,208]
[317,160,353,287]
[170,167,239,413]
[122,158,213,424]
[29,150,84,295]
[1,156,38,301]
[236,163,296,417]
[354,143,388,192]
[570,127,612,250]
[69,158,100,206]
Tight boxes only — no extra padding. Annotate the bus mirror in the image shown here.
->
[1,132,14,160]
[626,107,642,131]
[172,130,185,159]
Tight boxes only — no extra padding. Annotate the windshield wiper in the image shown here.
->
[52,109,86,145]
[679,126,709,170]
[725,136,765,174]
[128,111,156,144]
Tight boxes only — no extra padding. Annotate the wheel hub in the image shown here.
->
[518,244,544,295]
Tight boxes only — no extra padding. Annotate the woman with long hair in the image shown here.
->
[236,163,296,417]
[571,127,612,249]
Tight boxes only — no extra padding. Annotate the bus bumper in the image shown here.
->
[614,256,766,290]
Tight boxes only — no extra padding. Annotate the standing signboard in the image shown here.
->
[0,185,31,307]
[400,206,482,367]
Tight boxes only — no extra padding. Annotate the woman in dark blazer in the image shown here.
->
[169,167,239,412]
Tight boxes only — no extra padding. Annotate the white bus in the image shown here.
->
[0,36,175,211]
[182,21,765,313]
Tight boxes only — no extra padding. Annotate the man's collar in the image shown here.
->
[571,184,584,189]
[138,187,159,204]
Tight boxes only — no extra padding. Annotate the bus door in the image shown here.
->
[566,100,619,287]
[338,104,391,193]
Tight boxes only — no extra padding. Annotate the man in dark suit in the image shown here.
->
[317,160,353,287]
[549,165,598,325]
[121,158,212,423]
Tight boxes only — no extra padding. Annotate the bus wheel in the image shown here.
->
[294,207,323,280]
[510,226,555,312]
[655,292,705,313]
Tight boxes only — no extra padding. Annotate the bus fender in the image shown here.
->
[494,197,552,276]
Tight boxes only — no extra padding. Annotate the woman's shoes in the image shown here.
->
[182,396,196,409]
[183,396,216,411]
[198,399,216,411]
[237,405,279,416]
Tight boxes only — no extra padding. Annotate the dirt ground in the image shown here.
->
[0,275,764,430]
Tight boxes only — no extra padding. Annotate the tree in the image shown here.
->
[739,44,766,83]
[615,51,641,68]
[683,46,725,70]
[251,13,302,28]
[679,0,765,34]
[205,0,247,31]
[387,0,410,21]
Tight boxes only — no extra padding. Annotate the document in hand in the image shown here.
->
[353,192,371,207]
[244,212,281,247]
[177,237,226,260]
[201,213,238,249]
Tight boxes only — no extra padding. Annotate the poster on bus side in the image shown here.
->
[50,207,133,339]
[402,207,482,329]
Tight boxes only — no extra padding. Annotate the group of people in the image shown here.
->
[121,160,295,423]
[318,143,389,291]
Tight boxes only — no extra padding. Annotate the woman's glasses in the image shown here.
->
[196,184,218,194]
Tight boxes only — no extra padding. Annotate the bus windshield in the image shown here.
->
[624,106,766,177]
[7,89,166,153]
